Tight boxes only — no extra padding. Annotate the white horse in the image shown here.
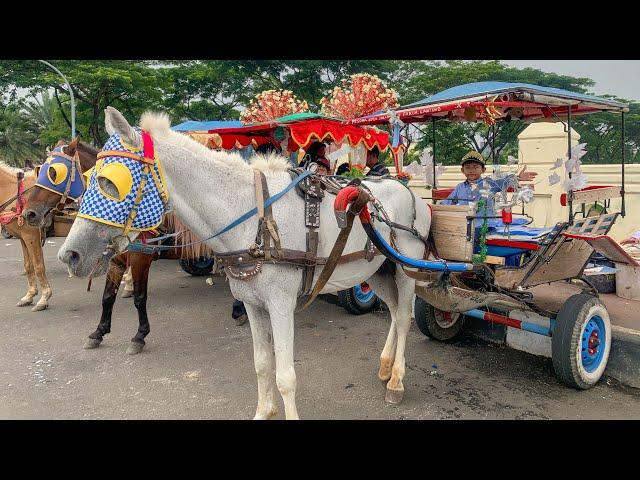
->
[58,107,431,419]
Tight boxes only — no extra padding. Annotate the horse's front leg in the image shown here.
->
[16,234,38,307]
[85,253,127,349]
[27,229,51,312]
[243,302,278,420]
[126,252,155,355]
[268,297,299,420]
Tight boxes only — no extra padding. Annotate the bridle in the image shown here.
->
[33,145,86,222]
[94,130,169,255]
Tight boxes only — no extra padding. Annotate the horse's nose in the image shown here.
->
[59,248,80,266]
[22,209,40,226]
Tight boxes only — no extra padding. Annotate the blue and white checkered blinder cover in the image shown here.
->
[77,132,168,231]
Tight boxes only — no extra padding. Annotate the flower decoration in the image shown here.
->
[480,103,502,126]
[240,90,309,124]
[320,73,399,121]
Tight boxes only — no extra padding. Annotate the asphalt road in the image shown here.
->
[1,238,639,420]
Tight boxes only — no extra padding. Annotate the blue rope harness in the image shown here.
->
[127,170,313,253]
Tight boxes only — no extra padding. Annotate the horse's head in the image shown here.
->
[22,137,99,228]
[58,106,169,277]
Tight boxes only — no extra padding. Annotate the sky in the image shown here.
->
[502,60,640,101]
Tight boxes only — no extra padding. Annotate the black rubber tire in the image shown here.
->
[179,257,215,276]
[414,296,464,341]
[338,286,381,315]
[551,293,612,390]
[581,274,615,294]
[1,226,12,239]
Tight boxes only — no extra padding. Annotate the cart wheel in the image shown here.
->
[1,226,12,239]
[179,256,215,276]
[338,282,381,315]
[551,293,611,390]
[414,296,464,341]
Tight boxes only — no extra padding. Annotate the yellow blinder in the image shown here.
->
[83,159,103,184]
[83,166,95,184]
[47,163,68,185]
[34,165,41,177]
[97,162,133,202]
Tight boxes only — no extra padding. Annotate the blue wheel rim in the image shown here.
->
[581,315,606,373]
[353,283,375,303]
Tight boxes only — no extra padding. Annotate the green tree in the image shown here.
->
[387,60,600,166]
[0,61,167,146]
[235,60,398,110]
[0,103,41,167]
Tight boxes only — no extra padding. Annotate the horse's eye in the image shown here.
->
[47,163,68,185]
[97,162,133,202]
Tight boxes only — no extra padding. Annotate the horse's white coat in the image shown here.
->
[58,107,432,419]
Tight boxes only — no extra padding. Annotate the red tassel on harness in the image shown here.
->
[501,208,513,224]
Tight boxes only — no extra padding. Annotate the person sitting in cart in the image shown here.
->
[365,146,390,177]
[441,151,537,221]
[302,141,331,175]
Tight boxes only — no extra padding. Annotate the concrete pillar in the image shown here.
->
[517,122,580,227]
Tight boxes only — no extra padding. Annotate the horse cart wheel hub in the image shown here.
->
[581,316,606,373]
[435,310,459,329]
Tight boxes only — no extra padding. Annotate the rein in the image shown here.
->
[126,170,314,254]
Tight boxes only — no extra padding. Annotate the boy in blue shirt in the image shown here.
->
[441,151,537,220]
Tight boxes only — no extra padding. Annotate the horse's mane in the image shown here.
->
[139,111,291,175]
[53,139,100,157]
[164,212,214,259]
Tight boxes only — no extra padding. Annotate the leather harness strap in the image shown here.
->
[302,175,323,297]
[97,150,156,164]
[297,188,371,311]
[216,243,382,270]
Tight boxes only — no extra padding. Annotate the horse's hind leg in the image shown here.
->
[384,272,416,404]
[126,252,155,355]
[85,253,127,349]
[121,266,134,298]
[243,303,278,420]
[27,229,51,312]
[16,234,38,307]
[365,272,399,385]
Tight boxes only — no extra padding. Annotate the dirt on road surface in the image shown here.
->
[1,239,639,419]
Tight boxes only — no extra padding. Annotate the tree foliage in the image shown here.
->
[0,59,637,168]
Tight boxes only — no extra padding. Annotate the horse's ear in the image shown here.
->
[105,106,140,148]
[67,136,80,153]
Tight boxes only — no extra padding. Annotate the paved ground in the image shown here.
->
[1,238,639,420]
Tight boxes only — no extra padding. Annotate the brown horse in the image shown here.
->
[18,139,213,353]
[2,138,97,310]
[84,214,213,354]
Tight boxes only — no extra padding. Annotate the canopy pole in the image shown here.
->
[621,111,626,217]
[432,117,437,190]
[491,124,496,165]
[567,105,573,224]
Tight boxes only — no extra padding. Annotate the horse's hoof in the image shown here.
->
[16,298,34,307]
[253,408,278,420]
[234,314,248,326]
[126,342,144,355]
[122,290,134,298]
[84,337,103,349]
[31,303,48,312]
[385,386,405,405]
